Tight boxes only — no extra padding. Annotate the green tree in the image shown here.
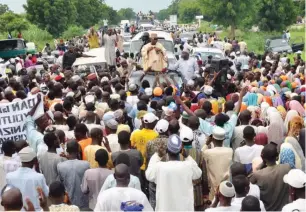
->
[168,0,180,15]
[178,0,201,23]
[105,6,121,25]
[62,25,85,39]
[256,0,297,31]
[24,0,77,37]
[0,12,29,33]
[72,0,109,29]
[0,4,11,15]
[117,8,136,20]
[199,0,255,38]
[156,9,169,21]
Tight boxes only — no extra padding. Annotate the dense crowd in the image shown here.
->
[0,25,305,212]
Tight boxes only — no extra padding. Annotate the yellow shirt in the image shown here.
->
[131,128,158,170]
[84,144,113,169]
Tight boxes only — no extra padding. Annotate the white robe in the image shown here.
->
[103,34,117,66]
[146,153,202,211]
[94,187,153,211]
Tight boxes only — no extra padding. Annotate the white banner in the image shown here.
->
[0,94,44,148]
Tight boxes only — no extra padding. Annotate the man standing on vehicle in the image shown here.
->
[141,33,167,72]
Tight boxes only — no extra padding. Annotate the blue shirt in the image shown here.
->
[215,113,238,147]
[6,167,49,211]
[199,118,213,136]
[25,116,44,153]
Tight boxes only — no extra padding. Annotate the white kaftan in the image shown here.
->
[146,153,202,211]
[103,34,117,66]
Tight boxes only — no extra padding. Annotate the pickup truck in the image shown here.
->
[0,39,27,59]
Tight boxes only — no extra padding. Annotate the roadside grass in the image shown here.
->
[199,23,305,60]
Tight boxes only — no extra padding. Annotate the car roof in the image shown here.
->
[131,31,173,41]
[0,39,24,42]
[73,47,106,66]
[140,24,154,27]
[192,47,223,53]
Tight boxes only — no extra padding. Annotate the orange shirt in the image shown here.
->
[79,138,92,160]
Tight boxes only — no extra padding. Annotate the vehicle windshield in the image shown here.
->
[269,39,289,47]
[195,51,223,61]
[123,43,130,52]
[130,40,174,53]
[0,40,20,51]
[180,33,194,39]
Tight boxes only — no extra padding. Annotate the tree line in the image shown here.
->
[156,0,305,36]
[0,1,137,37]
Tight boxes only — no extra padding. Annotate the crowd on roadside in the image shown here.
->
[0,24,305,212]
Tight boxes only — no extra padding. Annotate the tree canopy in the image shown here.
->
[0,12,29,33]
[0,4,11,15]
[256,0,297,31]
[199,0,255,38]
[117,8,136,20]
[24,0,77,36]
[178,0,201,23]
[23,0,118,36]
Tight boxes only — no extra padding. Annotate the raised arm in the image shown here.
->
[28,94,42,116]
[173,94,195,117]
[235,86,248,114]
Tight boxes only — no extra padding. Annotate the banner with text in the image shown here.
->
[0,94,44,152]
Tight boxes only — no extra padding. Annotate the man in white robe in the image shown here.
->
[103,29,118,67]
[141,33,167,72]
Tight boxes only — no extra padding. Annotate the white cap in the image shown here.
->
[204,85,213,95]
[143,112,159,124]
[230,52,236,57]
[180,126,194,142]
[187,79,195,87]
[155,119,169,134]
[85,95,95,104]
[219,181,235,198]
[101,76,109,82]
[71,75,81,82]
[162,106,174,117]
[9,58,15,63]
[236,51,241,55]
[145,87,153,96]
[19,146,36,162]
[110,94,120,100]
[283,169,306,188]
[290,93,298,99]
[66,91,75,97]
[212,126,226,140]
[15,57,21,61]
[296,50,302,54]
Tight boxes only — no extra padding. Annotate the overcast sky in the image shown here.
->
[3,0,172,13]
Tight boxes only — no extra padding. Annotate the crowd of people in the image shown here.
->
[0,22,305,212]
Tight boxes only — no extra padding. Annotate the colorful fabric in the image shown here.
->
[289,100,305,117]
[255,133,268,146]
[280,148,295,168]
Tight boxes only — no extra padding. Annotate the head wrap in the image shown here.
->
[289,100,305,117]
[277,105,287,120]
[280,147,296,168]
[255,133,268,146]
